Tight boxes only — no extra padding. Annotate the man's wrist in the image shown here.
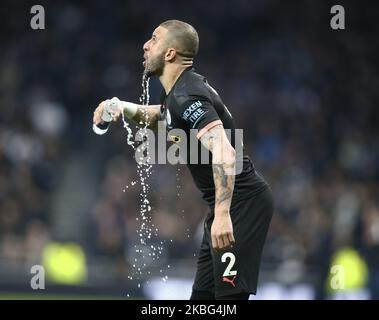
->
[214,206,231,217]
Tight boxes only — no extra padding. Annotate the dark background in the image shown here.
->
[0,0,378,299]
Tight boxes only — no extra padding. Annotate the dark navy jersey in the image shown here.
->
[159,67,268,207]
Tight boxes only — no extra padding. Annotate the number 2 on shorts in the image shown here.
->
[221,252,237,277]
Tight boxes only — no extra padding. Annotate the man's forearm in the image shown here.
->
[212,151,236,215]
[198,125,236,215]
[120,101,160,129]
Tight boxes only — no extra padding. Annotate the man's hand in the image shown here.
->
[211,211,235,251]
[93,99,122,125]
[93,99,161,130]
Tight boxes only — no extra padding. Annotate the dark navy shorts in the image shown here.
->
[192,188,274,298]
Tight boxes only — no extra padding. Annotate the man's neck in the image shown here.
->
[159,64,189,94]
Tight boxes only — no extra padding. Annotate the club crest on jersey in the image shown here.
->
[182,100,208,127]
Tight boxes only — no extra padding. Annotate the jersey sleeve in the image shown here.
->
[179,96,223,139]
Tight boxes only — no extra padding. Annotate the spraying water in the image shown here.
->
[121,73,168,292]
[93,73,172,296]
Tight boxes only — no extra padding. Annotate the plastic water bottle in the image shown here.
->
[92,97,120,135]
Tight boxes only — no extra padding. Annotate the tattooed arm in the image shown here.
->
[199,124,236,251]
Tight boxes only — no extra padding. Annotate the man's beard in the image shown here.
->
[144,51,165,77]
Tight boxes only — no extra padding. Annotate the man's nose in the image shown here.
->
[143,40,149,51]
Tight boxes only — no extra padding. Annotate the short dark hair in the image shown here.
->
[160,20,199,59]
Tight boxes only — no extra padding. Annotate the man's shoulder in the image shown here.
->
[171,69,211,105]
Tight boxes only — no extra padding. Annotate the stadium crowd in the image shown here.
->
[0,0,378,298]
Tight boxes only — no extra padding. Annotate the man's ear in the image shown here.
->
[165,48,177,62]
